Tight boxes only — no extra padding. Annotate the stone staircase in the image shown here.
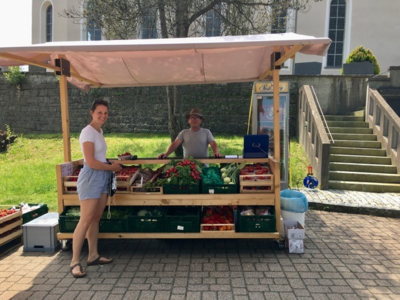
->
[325,114,400,192]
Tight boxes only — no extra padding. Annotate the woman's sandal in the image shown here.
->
[87,256,113,266]
[70,263,86,278]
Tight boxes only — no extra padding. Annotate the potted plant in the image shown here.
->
[342,46,380,75]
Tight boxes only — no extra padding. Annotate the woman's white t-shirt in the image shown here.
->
[79,125,107,163]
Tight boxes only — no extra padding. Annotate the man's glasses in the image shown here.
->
[189,116,201,120]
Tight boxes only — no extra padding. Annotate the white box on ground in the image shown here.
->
[284,220,305,239]
[286,238,304,253]
[22,212,60,252]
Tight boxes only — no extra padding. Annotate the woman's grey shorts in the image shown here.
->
[77,165,110,201]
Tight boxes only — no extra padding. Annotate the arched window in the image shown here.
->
[205,5,221,37]
[87,21,102,41]
[46,5,52,42]
[87,1,102,41]
[327,0,346,67]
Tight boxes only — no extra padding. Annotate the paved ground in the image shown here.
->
[0,190,400,300]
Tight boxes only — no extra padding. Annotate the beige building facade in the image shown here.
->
[30,0,400,75]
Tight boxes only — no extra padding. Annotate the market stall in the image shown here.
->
[0,33,331,243]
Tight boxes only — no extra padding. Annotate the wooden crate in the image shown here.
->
[200,223,235,233]
[115,165,141,193]
[0,206,22,247]
[63,176,78,193]
[239,174,273,182]
[130,186,163,195]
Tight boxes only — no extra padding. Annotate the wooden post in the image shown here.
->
[272,49,282,237]
[59,75,71,162]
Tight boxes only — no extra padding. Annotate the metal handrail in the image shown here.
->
[310,85,334,144]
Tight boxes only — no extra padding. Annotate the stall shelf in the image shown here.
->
[56,157,281,240]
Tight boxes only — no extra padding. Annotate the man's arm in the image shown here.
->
[210,141,223,158]
[158,139,183,158]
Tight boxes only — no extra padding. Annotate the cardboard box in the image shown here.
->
[286,238,304,253]
[284,220,305,240]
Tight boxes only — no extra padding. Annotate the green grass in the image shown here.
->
[0,134,309,212]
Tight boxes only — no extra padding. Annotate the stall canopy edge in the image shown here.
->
[0,33,331,91]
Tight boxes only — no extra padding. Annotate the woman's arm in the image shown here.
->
[82,142,121,171]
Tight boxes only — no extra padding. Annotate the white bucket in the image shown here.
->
[281,210,305,228]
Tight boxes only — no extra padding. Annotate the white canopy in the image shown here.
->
[0,33,331,92]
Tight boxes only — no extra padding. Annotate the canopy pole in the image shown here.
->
[273,69,281,164]
[59,75,71,162]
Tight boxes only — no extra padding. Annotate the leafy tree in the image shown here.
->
[61,0,317,155]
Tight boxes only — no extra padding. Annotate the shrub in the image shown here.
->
[342,46,380,74]
[0,124,17,152]
[3,66,26,86]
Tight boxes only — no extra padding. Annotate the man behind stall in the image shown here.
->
[158,108,223,159]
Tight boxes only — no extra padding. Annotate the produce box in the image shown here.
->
[0,206,22,247]
[21,204,49,224]
[238,206,276,232]
[63,165,82,193]
[201,183,237,194]
[160,158,202,194]
[59,206,132,233]
[99,211,130,233]
[63,176,78,193]
[115,165,141,193]
[201,166,238,194]
[163,183,200,194]
[58,207,80,233]
[164,207,200,233]
[130,186,163,195]
[129,207,165,233]
[201,206,235,232]
[239,163,274,193]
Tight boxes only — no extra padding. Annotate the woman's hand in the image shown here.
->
[110,161,122,172]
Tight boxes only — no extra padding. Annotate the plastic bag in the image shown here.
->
[280,189,308,213]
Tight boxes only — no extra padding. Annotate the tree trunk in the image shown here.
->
[166,86,183,156]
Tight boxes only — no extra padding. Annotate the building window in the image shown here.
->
[87,21,102,41]
[46,5,52,42]
[271,5,287,33]
[206,5,221,37]
[327,0,346,67]
[141,3,158,39]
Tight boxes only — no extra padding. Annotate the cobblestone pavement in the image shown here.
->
[1,210,400,300]
[299,189,400,218]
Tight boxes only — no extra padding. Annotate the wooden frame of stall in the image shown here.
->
[0,42,307,242]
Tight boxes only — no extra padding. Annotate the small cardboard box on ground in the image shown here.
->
[22,212,60,252]
[284,220,305,254]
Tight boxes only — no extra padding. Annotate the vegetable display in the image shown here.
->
[201,206,234,231]
[156,157,202,186]
[220,162,246,184]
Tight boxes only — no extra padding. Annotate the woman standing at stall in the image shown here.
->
[70,99,122,278]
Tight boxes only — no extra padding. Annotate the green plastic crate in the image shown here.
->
[59,207,80,233]
[99,207,131,233]
[164,207,200,233]
[238,207,276,233]
[201,183,238,194]
[129,207,165,233]
[59,206,132,233]
[163,182,200,194]
[22,204,49,224]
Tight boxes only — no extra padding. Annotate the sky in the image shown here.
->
[0,1,32,47]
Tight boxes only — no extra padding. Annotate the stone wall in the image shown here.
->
[0,72,370,136]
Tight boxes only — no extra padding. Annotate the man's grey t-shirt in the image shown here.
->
[176,128,215,158]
